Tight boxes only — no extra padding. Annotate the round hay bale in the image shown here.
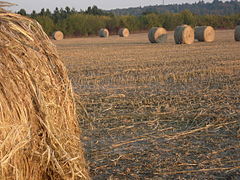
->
[234,25,240,41]
[0,13,89,179]
[174,25,194,44]
[118,28,130,37]
[52,31,64,40]
[148,27,167,43]
[99,28,109,38]
[195,26,215,42]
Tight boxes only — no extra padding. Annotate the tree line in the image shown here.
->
[110,0,240,16]
[17,6,240,37]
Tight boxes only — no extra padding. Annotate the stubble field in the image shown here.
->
[54,30,240,179]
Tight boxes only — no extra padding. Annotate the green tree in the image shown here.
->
[65,6,71,14]
[163,13,182,30]
[27,5,239,37]
[85,5,105,15]
[106,15,120,34]
[180,10,196,26]
[53,8,61,23]
[144,13,164,28]
[45,9,52,17]
[119,16,140,31]
[35,16,55,35]
[31,10,37,18]
[17,9,27,16]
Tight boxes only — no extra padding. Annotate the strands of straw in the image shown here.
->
[148,27,167,43]
[174,25,194,44]
[195,26,215,42]
[0,12,89,179]
[0,1,16,7]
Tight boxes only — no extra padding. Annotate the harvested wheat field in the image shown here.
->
[54,29,240,179]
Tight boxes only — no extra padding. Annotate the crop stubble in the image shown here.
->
[55,30,240,179]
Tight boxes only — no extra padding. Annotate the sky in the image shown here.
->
[6,0,215,13]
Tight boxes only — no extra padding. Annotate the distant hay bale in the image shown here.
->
[195,26,215,42]
[99,28,109,38]
[148,27,167,43]
[234,25,240,41]
[174,25,194,44]
[118,28,130,37]
[52,31,64,40]
[0,12,89,179]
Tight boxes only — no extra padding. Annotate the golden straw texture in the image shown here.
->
[0,12,89,179]
[148,27,167,43]
[0,1,16,7]
[0,1,16,12]
[99,28,109,38]
[118,28,130,37]
[174,25,194,45]
[195,26,215,42]
[52,31,64,40]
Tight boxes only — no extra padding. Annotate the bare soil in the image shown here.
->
[54,30,240,179]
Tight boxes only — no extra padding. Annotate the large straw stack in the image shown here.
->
[148,27,167,43]
[234,25,240,41]
[174,25,194,44]
[0,1,16,9]
[99,28,109,38]
[118,28,130,37]
[195,26,215,42]
[52,31,64,40]
[0,11,89,180]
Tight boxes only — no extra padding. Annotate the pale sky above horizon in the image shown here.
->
[6,0,218,13]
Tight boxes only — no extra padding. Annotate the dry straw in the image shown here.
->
[118,28,130,37]
[0,1,16,7]
[174,25,194,44]
[99,28,109,38]
[195,26,215,42]
[148,27,167,43]
[52,30,64,40]
[0,10,89,180]
[234,25,240,41]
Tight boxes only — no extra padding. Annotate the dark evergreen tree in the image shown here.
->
[17,9,27,16]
